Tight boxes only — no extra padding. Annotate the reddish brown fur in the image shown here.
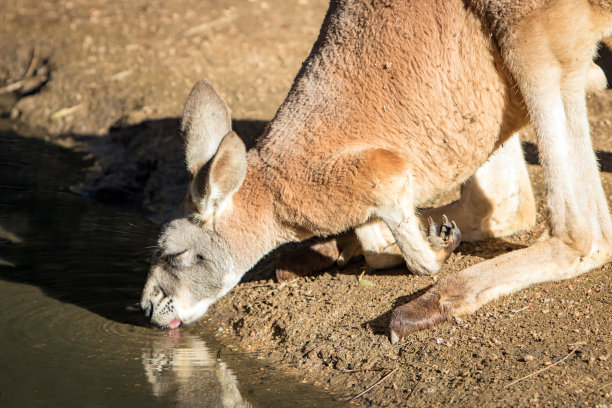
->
[243,0,526,240]
[212,0,612,325]
[142,0,612,338]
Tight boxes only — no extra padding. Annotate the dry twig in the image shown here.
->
[340,368,384,373]
[51,103,84,120]
[597,381,612,392]
[504,346,579,388]
[260,281,287,298]
[184,14,237,36]
[0,45,39,94]
[510,304,532,313]
[348,367,399,401]
[23,44,40,78]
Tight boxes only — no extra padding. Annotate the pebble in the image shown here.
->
[9,107,20,120]
[522,354,534,362]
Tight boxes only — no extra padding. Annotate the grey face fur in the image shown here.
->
[141,80,246,328]
[140,80,248,329]
[140,216,238,328]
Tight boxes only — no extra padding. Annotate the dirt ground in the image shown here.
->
[2,0,611,406]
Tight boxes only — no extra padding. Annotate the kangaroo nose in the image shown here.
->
[142,300,153,318]
[141,282,166,317]
[141,278,167,318]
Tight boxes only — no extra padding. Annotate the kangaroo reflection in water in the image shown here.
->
[142,331,251,408]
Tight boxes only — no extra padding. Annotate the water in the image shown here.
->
[0,125,340,407]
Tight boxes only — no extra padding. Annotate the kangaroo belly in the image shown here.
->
[262,0,526,205]
[258,0,527,232]
[336,0,527,202]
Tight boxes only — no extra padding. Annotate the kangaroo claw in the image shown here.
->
[426,214,461,264]
[428,216,438,237]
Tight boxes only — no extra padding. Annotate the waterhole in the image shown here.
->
[0,124,340,407]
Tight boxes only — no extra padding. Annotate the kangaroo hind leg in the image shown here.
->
[389,4,612,342]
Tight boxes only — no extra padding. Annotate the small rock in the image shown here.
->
[522,354,534,362]
[9,107,20,120]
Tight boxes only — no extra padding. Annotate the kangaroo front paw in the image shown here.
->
[426,215,461,264]
[389,290,449,344]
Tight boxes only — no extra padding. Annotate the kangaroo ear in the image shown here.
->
[190,131,247,223]
[182,79,232,176]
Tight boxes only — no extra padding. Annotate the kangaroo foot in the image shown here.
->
[389,289,450,344]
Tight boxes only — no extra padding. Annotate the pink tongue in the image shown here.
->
[168,318,181,329]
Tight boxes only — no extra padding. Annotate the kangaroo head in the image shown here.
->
[140,80,248,329]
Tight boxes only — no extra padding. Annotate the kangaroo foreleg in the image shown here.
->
[352,133,535,271]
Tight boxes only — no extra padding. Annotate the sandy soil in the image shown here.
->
[2,1,611,406]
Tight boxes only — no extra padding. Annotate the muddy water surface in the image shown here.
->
[0,126,339,407]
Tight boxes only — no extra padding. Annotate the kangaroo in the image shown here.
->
[142,334,250,407]
[141,0,612,344]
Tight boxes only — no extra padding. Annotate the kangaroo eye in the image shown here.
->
[161,250,187,266]
[196,254,212,264]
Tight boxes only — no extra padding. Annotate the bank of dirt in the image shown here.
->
[2,1,611,406]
